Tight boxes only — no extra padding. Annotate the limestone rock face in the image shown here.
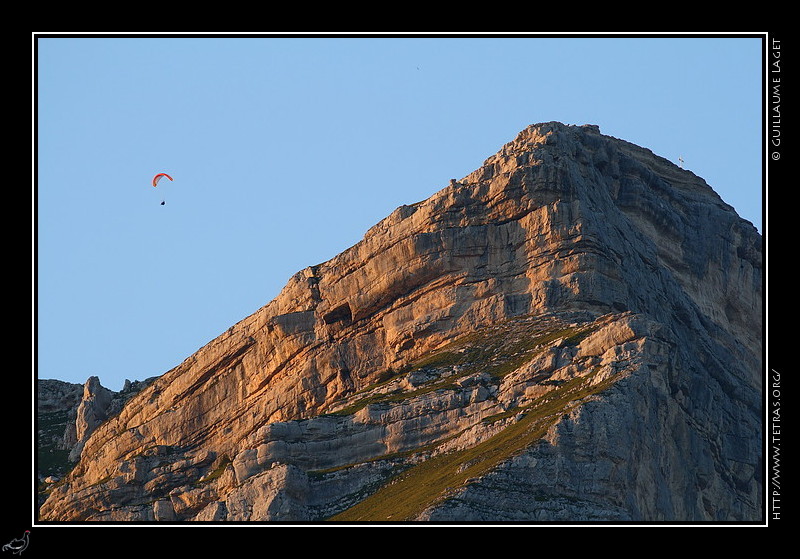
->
[37,377,156,485]
[70,377,113,458]
[39,122,762,522]
[37,379,85,415]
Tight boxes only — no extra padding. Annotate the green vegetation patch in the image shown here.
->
[328,367,617,522]
[327,317,597,418]
[37,410,75,480]
[195,454,232,486]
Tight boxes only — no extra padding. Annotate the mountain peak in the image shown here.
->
[39,123,762,523]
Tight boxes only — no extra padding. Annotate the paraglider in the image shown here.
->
[152,173,173,205]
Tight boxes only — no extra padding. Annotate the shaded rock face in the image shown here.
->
[37,379,85,482]
[70,376,114,461]
[39,122,762,522]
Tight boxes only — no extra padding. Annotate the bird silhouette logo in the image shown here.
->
[2,531,29,555]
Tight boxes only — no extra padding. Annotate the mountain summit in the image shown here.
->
[39,122,762,522]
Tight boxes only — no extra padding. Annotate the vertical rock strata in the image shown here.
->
[39,122,762,522]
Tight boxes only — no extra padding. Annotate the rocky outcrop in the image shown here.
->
[37,376,155,485]
[39,122,762,522]
[69,376,114,461]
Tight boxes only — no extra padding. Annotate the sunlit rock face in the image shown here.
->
[39,122,762,522]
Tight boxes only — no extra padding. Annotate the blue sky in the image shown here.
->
[36,34,764,391]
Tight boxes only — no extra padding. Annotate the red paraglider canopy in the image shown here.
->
[152,173,173,187]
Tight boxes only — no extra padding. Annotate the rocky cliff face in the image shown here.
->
[38,122,762,522]
[37,377,155,487]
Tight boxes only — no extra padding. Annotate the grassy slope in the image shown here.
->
[329,331,619,521]
[37,410,73,479]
